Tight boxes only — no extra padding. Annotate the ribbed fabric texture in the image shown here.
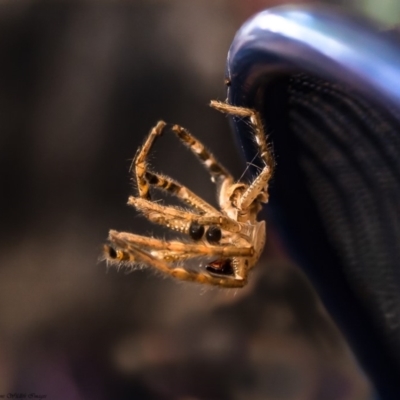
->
[288,74,400,356]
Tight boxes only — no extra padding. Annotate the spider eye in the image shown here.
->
[189,223,205,241]
[206,226,221,243]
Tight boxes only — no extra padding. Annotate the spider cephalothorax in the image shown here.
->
[103,101,274,288]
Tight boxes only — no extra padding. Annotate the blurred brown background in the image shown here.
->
[0,1,397,399]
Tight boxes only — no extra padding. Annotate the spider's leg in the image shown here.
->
[128,196,197,235]
[171,124,233,184]
[144,171,218,214]
[108,230,254,258]
[239,166,272,209]
[210,101,275,174]
[104,238,246,288]
[128,197,241,234]
[211,101,275,208]
[133,121,166,199]
[103,243,189,264]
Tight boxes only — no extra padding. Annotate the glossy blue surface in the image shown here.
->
[225,5,400,400]
[227,5,400,109]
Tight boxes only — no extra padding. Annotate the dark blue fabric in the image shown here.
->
[225,5,400,400]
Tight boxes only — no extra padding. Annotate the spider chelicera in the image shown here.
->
[103,101,275,288]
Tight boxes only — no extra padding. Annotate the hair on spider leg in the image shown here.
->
[101,244,122,269]
[104,101,274,287]
[106,245,117,259]
[103,244,131,262]
[98,247,116,274]
[103,244,145,274]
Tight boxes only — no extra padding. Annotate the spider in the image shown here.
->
[103,101,275,288]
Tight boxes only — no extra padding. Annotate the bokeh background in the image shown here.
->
[1,1,399,399]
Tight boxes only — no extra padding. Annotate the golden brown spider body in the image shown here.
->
[103,101,274,288]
